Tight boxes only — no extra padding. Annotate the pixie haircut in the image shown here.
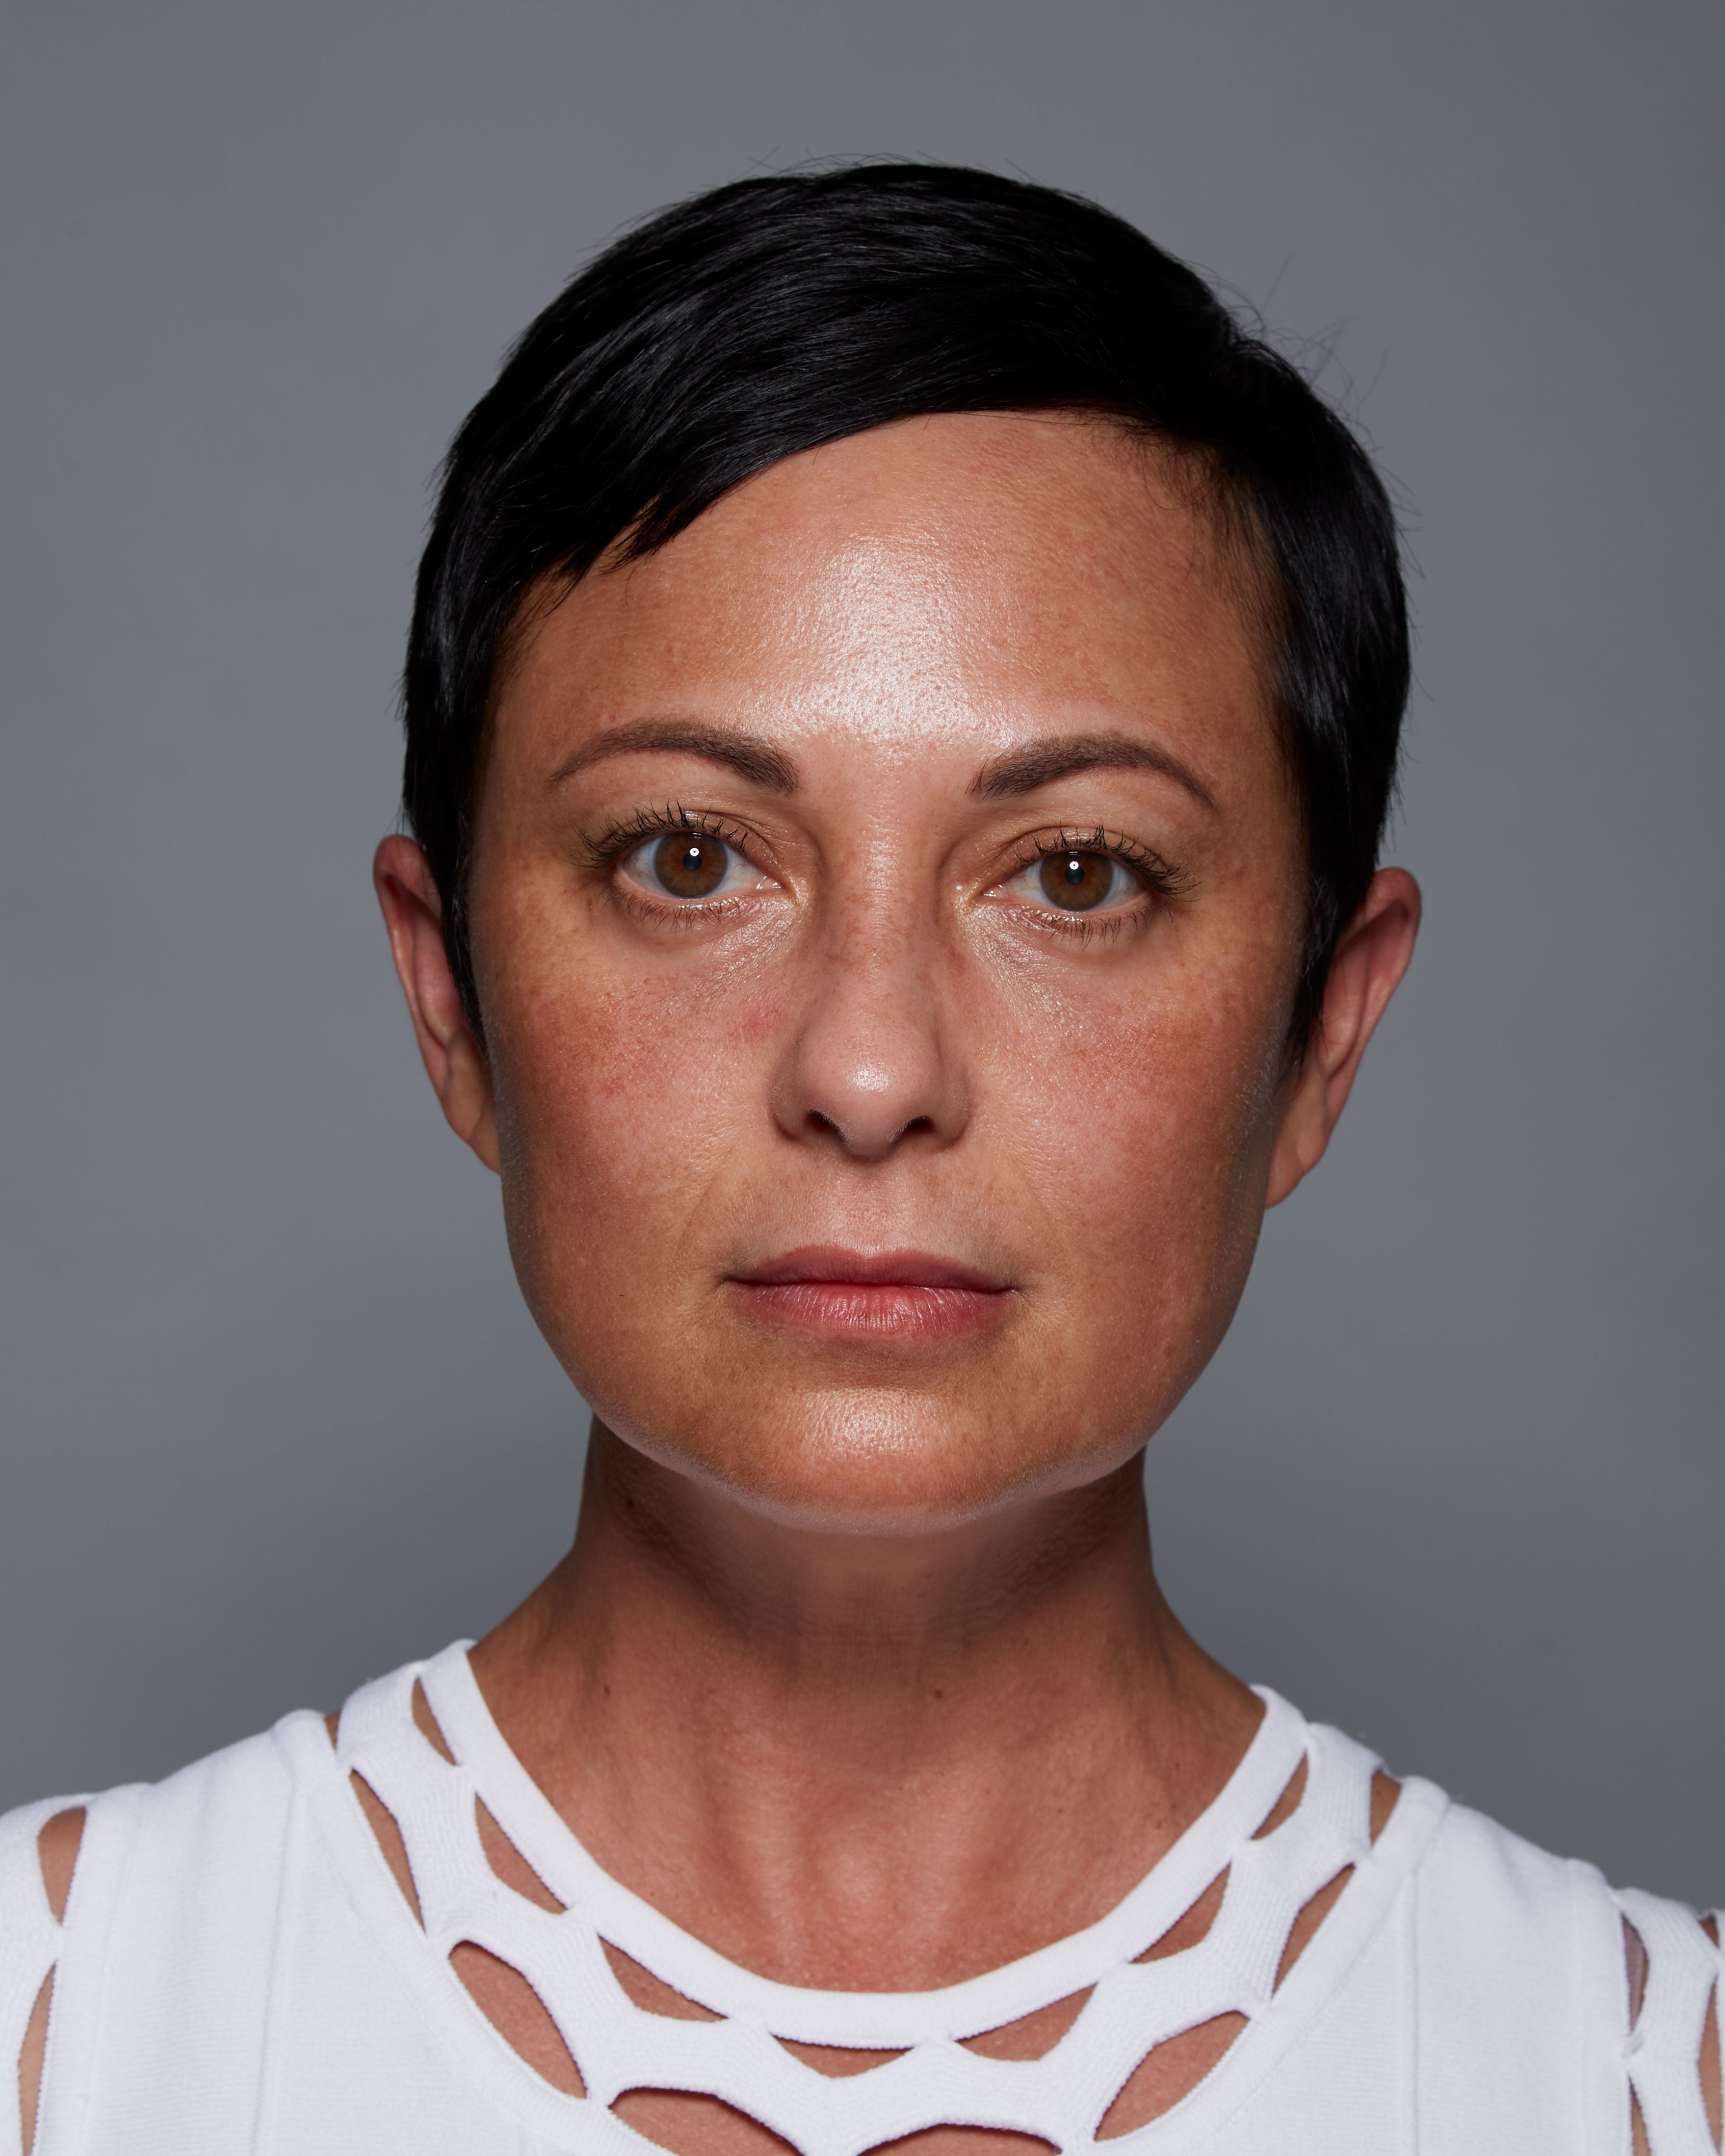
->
[403,163,1408,1051]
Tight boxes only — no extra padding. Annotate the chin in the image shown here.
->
[604,1380,1135,1535]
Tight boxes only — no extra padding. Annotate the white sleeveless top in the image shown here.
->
[2,1641,1720,2156]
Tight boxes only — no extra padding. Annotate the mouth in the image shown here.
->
[726,1246,1015,1343]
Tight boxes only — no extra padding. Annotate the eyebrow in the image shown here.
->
[970,731,1217,812]
[547,718,799,794]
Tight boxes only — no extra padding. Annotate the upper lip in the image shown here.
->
[732,1246,1010,1292]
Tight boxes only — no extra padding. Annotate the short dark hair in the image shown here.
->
[403,163,1408,1051]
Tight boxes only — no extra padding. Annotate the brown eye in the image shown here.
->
[1038,850,1118,911]
[652,832,730,898]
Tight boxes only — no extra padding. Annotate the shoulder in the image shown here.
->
[0,1718,304,1975]
[1403,1786,1723,2151]
[1416,1788,1721,1959]
[0,1710,333,2151]
[0,1716,303,1922]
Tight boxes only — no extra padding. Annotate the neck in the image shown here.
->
[472,1421,1258,1990]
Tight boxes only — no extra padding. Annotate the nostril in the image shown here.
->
[807,1110,842,1137]
[898,1116,935,1139]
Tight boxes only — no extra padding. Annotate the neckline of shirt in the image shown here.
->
[418,1639,1308,2047]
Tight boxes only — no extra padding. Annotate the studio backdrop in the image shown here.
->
[3,0,1721,1900]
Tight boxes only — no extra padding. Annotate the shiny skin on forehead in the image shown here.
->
[494,411,1278,795]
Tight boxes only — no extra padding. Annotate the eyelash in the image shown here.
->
[1012,826,1184,892]
[584,803,753,865]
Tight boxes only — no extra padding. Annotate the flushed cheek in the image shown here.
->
[489,958,788,1303]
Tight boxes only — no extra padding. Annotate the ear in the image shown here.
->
[372,835,501,1173]
[1266,866,1421,1207]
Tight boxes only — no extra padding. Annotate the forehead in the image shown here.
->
[496,411,1274,774]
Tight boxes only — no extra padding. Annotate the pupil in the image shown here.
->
[653,832,727,899]
[1039,850,1111,911]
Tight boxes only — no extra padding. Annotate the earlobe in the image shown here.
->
[372,835,501,1172]
[1265,867,1421,1207]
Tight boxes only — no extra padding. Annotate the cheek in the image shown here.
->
[981,937,1289,1321]
[483,927,787,1299]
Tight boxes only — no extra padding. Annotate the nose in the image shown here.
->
[771,917,969,1162]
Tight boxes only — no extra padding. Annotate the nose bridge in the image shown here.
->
[773,847,965,1160]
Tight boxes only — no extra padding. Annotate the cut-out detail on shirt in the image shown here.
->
[17,1805,83,2154]
[36,1811,84,1925]
[958,1990,1092,2060]
[603,1939,724,2021]
[476,1797,564,1912]
[1097,1768,1379,2140]
[351,1773,422,1924]
[1700,1980,1721,2151]
[413,1679,457,1765]
[450,1940,585,2096]
[16,1970,52,2156]
[1626,1919,1650,2028]
[1252,1759,1307,1840]
[326,1653,1422,2155]
[1618,1887,1725,2156]
[776,2037,909,2078]
[1095,2011,1250,2138]
[613,2087,799,2154]
[1276,1867,1354,1990]
[1134,1870,1227,1962]
[1704,1901,1725,2156]
[866,2132,1059,2155]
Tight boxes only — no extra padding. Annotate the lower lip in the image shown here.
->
[730,1280,1013,1343]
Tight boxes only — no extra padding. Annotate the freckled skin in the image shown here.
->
[466,416,1310,1526]
[373,411,1418,1998]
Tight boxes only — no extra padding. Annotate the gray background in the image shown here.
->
[3,0,1720,1899]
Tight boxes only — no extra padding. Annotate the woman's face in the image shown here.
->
[451,414,1322,1527]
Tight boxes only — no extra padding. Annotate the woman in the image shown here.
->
[3,164,1718,2156]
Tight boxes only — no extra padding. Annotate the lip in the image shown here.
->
[736,1246,1009,1292]
[728,1246,1014,1342]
